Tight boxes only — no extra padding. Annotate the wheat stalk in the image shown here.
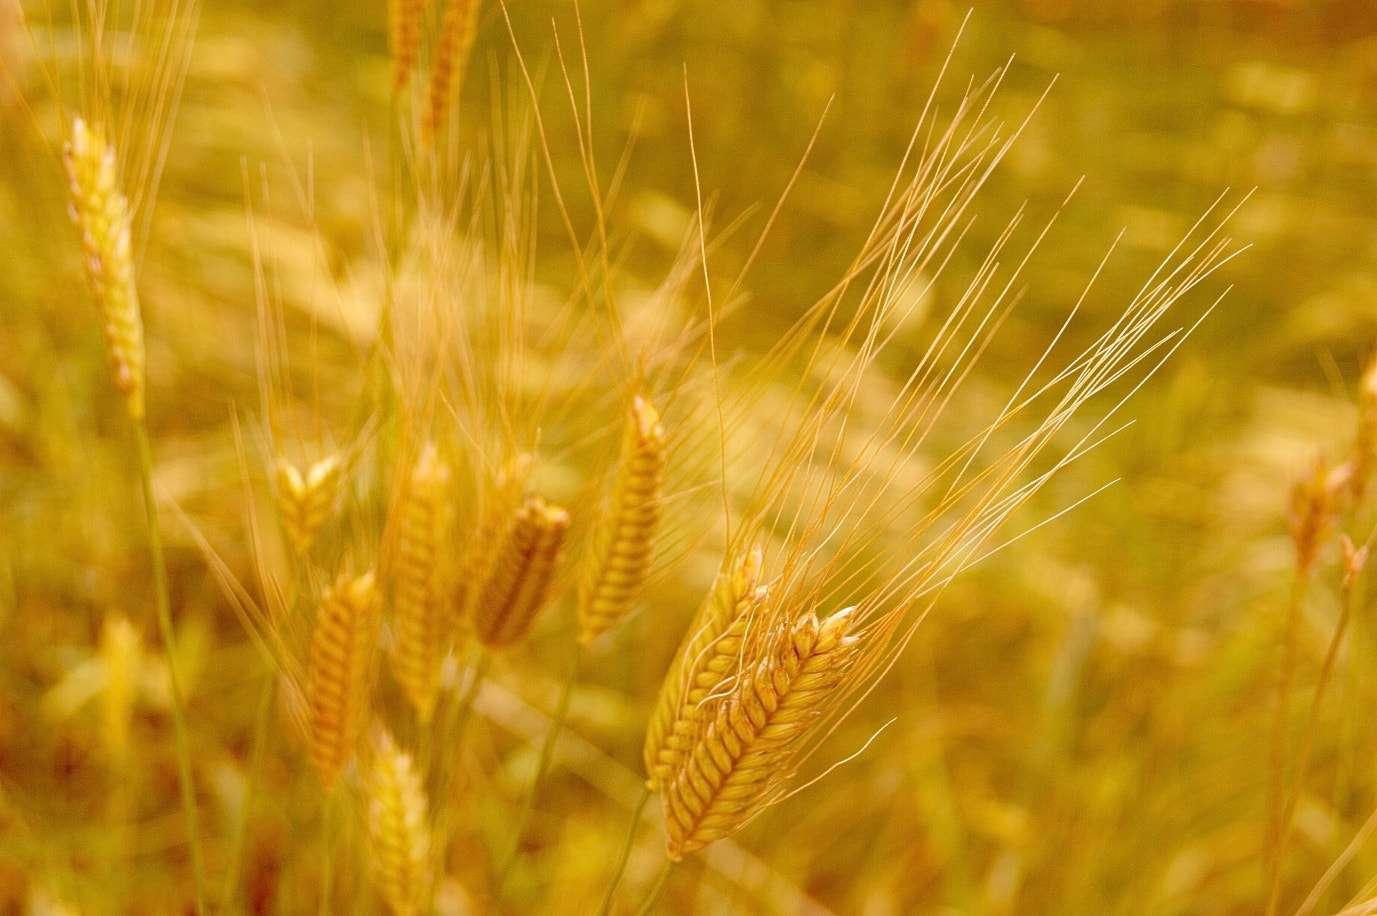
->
[643,545,765,790]
[366,730,433,916]
[307,570,380,790]
[386,443,451,722]
[63,117,145,422]
[660,605,861,859]
[577,395,666,644]
[471,494,571,649]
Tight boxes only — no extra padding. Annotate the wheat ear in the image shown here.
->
[387,444,451,722]
[471,495,571,649]
[388,0,424,93]
[63,117,145,421]
[275,455,342,556]
[643,546,765,790]
[366,730,433,916]
[660,606,861,859]
[577,396,666,644]
[422,0,481,145]
[307,570,380,790]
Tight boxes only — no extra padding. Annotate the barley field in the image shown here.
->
[3,1,1377,914]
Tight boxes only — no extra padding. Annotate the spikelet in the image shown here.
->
[386,444,451,722]
[99,614,142,763]
[63,117,145,421]
[577,396,666,644]
[388,0,424,93]
[366,731,433,916]
[275,455,342,555]
[643,546,765,790]
[307,571,380,790]
[422,0,481,145]
[471,495,570,650]
[660,606,861,859]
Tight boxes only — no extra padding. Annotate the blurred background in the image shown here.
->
[4,1,1377,914]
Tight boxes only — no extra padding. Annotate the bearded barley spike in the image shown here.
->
[307,571,380,790]
[388,0,424,93]
[423,0,481,145]
[366,731,433,916]
[471,495,570,649]
[387,444,451,722]
[661,606,861,859]
[577,396,666,644]
[643,546,765,790]
[276,455,342,555]
[63,117,145,421]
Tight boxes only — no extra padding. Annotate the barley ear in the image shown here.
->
[388,0,424,93]
[275,455,342,555]
[453,453,532,628]
[577,396,666,644]
[643,546,765,790]
[422,0,481,145]
[307,570,381,791]
[366,730,433,916]
[471,495,571,649]
[387,444,451,722]
[661,606,861,859]
[63,117,145,421]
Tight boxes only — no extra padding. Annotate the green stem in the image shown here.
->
[595,785,653,916]
[135,420,207,916]
[632,860,674,916]
[318,792,336,916]
[493,646,584,909]
[220,669,278,914]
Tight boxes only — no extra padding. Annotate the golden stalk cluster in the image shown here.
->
[63,117,145,422]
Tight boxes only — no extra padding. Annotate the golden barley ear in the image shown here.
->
[308,570,381,791]
[660,606,862,859]
[422,0,481,145]
[275,454,343,556]
[470,495,570,650]
[643,546,765,790]
[576,395,667,644]
[388,0,424,93]
[386,444,451,722]
[63,117,146,421]
[366,730,433,916]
